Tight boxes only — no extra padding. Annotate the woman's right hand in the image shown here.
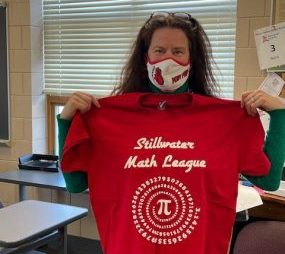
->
[60,92,100,120]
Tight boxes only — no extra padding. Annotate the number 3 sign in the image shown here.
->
[254,22,285,70]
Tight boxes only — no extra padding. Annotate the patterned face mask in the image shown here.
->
[147,58,190,92]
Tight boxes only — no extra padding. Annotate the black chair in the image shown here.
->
[233,221,285,254]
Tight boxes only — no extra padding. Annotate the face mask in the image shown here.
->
[147,58,190,92]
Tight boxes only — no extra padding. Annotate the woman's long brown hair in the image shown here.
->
[112,14,219,97]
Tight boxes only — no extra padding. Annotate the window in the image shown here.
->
[43,0,237,98]
[47,95,66,154]
[44,0,237,153]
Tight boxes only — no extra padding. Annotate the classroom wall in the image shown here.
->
[0,0,45,203]
[0,0,274,240]
[0,0,99,240]
[234,0,272,99]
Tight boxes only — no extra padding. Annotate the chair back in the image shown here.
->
[233,221,285,254]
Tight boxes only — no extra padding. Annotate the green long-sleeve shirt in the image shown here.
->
[58,115,88,193]
[58,109,285,192]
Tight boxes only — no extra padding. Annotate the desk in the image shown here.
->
[249,192,285,221]
[0,200,88,254]
[0,170,261,213]
[0,170,66,200]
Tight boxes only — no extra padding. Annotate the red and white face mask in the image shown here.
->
[147,58,191,92]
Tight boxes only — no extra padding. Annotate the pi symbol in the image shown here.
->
[157,199,172,216]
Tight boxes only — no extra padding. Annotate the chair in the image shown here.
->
[233,221,285,254]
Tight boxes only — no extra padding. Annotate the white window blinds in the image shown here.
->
[43,0,237,98]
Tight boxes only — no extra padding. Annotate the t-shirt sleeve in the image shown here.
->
[61,112,91,173]
[238,113,271,176]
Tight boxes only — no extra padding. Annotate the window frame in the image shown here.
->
[47,95,68,154]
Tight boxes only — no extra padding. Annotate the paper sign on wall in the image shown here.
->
[258,72,285,96]
[258,72,285,132]
[254,22,285,70]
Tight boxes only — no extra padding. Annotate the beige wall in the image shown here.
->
[0,0,45,204]
[0,0,275,240]
[0,0,98,239]
[234,0,272,99]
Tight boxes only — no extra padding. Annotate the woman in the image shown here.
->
[59,12,285,193]
[59,12,285,254]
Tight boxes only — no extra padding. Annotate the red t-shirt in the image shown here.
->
[61,93,270,254]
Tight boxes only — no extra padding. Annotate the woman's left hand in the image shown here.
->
[241,90,285,116]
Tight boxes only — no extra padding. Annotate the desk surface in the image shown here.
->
[0,170,66,190]
[0,200,88,248]
[249,192,285,221]
[261,192,285,205]
[0,170,261,212]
